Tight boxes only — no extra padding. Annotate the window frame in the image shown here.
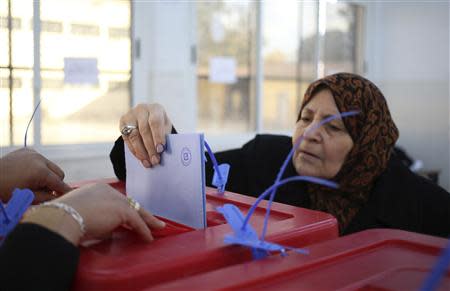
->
[1,0,132,160]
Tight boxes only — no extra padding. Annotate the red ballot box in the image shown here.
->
[152,228,450,291]
[70,178,338,290]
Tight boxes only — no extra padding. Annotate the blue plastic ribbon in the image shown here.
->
[0,189,35,245]
[420,238,450,291]
[205,141,229,193]
[212,164,230,193]
[217,203,309,259]
[241,175,338,231]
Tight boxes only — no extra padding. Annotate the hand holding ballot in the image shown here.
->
[119,103,173,168]
[118,104,207,229]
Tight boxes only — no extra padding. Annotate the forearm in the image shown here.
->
[22,206,83,246]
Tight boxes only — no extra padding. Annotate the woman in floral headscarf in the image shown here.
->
[110,73,450,237]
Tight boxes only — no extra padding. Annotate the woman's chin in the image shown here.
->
[295,164,318,177]
[298,170,317,177]
[296,167,335,180]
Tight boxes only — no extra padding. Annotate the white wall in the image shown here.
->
[365,1,450,190]
[132,1,197,132]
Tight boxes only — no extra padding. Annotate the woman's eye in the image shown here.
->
[300,117,311,122]
[327,124,342,131]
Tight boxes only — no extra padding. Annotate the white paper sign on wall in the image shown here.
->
[64,57,99,85]
[209,57,237,84]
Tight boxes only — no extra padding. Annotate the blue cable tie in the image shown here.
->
[0,189,35,244]
[204,141,229,193]
[420,238,450,291]
[212,164,230,193]
[217,203,309,260]
[0,203,10,224]
[242,175,338,231]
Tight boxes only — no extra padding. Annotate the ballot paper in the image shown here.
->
[125,134,206,229]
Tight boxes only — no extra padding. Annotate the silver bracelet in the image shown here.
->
[39,202,86,235]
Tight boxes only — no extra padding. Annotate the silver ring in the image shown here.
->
[121,125,137,136]
[127,196,141,212]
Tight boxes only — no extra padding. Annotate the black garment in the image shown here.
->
[110,134,450,238]
[0,223,79,291]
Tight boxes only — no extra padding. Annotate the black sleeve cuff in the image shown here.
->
[0,223,80,291]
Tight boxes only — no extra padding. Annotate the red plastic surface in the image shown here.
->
[153,229,450,291]
[70,178,338,290]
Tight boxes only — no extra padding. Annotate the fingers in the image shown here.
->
[120,103,169,168]
[148,105,167,155]
[139,209,166,230]
[127,129,151,167]
[33,190,57,204]
[123,207,154,242]
[137,113,159,167]
[46,159,65,180]
[43,170,72,194]
[122,135,137,161]
[120,107,151,168]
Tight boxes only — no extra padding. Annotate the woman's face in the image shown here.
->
[292,89,354,179]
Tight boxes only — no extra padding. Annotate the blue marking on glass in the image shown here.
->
[24,99,42,147]
[420,238,450,291]
[258,111,359,241]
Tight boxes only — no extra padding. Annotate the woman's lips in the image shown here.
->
[298,150,321,160]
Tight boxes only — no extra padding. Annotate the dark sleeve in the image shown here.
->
[0,223,80,291]
[386,158,450,237]
[345,156,450,238]
[110,135,127,181]
[415,176,450,237]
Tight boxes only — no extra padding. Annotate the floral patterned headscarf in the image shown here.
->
[298,73,399,232]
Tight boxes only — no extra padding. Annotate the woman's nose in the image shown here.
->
[303,121,323,142]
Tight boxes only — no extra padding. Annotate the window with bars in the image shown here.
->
[0,0,131,147]
[196,0,365,134]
